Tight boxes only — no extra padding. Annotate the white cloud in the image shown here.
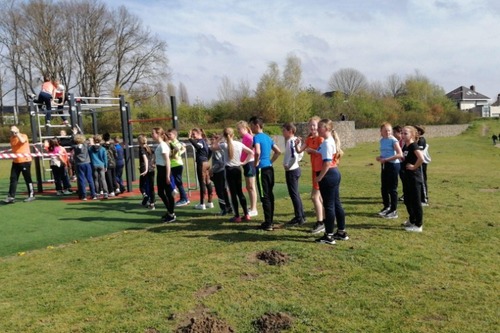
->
[112,0,500,102]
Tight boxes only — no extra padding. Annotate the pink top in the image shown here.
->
[41,81,56,96]
[240,133,254,163]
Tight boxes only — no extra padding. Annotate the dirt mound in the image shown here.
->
[195,284,222,298]
[176,313,235,333]
[144,328,160,333]
[256,250,289,266]
[253,312,294,333]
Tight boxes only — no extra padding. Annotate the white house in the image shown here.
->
[489,94,500,118]
[446,85,490,110]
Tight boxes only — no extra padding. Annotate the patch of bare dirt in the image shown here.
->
[144,328,160,333]
[253,312,294,333]
[256,250,289,266]
[174,305,234,333]
[479,188,499,192]
[195,284,222,299]
[240,272,259,280]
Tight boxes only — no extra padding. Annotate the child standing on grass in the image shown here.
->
[282,122,306,226]
[209,134,232,216]
[401,126,424,232]
[89,135,109,199]
[295,116,325,234]
[376,122,403,219]
[167,129,190,207]
[138,134,155,210]
[153,127,176,223]
[189,128,214,210]
[73,134,96,200]
[249,116,281,231]
[102,132,118,197]
[113,136,126,193]
[213,128,254,222]
[46,138,72,196]
[315,119,348,245]
[236,121,258,217]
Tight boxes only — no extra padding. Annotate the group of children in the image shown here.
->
[42,116,426,244]
[50,131,126,200]
[376,123,428,233]
[132,116,349,244]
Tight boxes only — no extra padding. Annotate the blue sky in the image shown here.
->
[108,0,500,103]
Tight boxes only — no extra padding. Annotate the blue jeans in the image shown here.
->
[38,91,52,122]
[318,168,345,234]
[171,165,188,201]
[285,168,305,219]
[77,163,96,198]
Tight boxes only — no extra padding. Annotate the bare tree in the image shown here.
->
[62,0,115,97]
[328,68,368,97]
[110,5,169,94]
[217,75,235,101]
[386,73,404,97]
[282,54,302,93]
[178,82,189,105]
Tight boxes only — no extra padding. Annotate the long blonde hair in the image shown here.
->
[236,120,252,135]
[319,118,344,163]
[138,134,151,154]
[153,127,167,142]
[223,127,235,160]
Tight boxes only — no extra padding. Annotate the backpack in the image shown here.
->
[103,143,117,168]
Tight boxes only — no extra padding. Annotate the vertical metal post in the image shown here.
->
[120,95,134,193]
[76,101,83,133]
[91,110,98,135]
[29,99,43,193]
[170,95,178,130]
[126,101,136,182]
[68,93,77,127]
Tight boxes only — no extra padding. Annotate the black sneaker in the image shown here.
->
[141,195,149,206]
[259,222,273,231]
[332,230,349,241]
[315,234,336,245]
[311,221,325,234]
[162,213,176,223]
[286,217,299,226]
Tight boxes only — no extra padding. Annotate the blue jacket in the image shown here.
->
[88,145,108,168]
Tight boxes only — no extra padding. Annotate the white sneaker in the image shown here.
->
[172,188,179,195]
[405,225,423,232]
[383,210,398,219]
[248,210,258,217]
[401,220,412,228]
[56,190,64,196]
[194,203,206,210]
[3,197,15,203]
[206,202,214,209]
[109,192,116,197]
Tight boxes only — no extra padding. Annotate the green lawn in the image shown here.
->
[0,119,499,332]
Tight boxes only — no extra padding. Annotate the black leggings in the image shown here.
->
[157,165,174,214]
[225,166,248,217]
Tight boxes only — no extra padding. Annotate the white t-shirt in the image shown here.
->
[154,141,170,166]
[220,140,245,167]
[318,136,336,162]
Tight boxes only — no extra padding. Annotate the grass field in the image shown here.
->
[0,119,499,332]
